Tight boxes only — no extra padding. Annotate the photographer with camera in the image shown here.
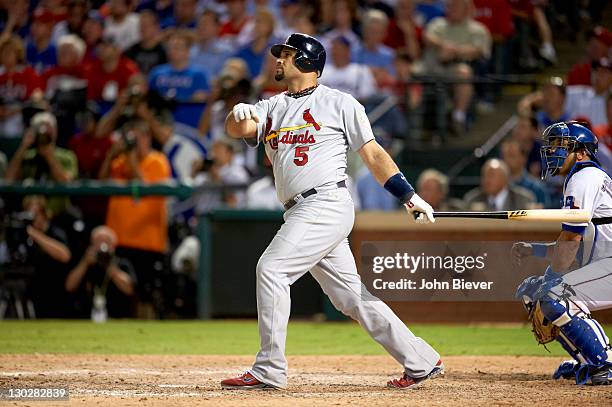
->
[99,119,170,312]
[65,226,136,320]
[5,112,77,185]
[96,74,206,184]
[21,195,73,318]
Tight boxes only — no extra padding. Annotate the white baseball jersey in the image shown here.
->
[249,85,375,204]
[562,164,612,265]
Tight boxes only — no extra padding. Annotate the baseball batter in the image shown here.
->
[220,33,443,390]
[514,121,612,385]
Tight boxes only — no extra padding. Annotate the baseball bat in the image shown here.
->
[426,209,591,222]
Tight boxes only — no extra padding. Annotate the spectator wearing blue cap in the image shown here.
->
[135,0,174,23]
[160,0,198,30]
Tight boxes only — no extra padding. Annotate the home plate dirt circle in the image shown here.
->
[1,354,611,406]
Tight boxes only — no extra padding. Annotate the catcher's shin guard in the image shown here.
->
[540,295,612,383]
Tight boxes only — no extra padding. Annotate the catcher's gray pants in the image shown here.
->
[249,187,440,388]
[551,257,612,311]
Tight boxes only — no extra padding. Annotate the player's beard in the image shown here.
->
[275,67,285,82]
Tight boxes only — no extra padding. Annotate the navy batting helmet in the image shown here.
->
[540,121,599,179]
[271,33,326,77]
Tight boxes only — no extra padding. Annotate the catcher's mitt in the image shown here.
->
[529,301,560,344]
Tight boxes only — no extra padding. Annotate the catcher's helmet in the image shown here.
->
[271,33,326,77]
[540,121,599,179]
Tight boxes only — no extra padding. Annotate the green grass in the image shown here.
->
[0,320,600,356]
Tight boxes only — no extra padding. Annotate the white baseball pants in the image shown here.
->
[249,186,440,388]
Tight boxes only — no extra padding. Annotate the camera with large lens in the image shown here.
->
[3,211,34,265]
[33,122,53,147]
[120,128,137,151]
[121,85,145,119]
[95,243,114,271]
[127,85,145,106]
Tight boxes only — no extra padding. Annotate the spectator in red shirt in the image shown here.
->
[218,0,253,47]
[383,0,421,61]
[41,34,92,146]
[70,104,111,179]
[0,35,42,138]
[474,0,514,40]
[86,34,139,108]
[473,0,514,75]
[567,26,612,86]
[42,34,89,99]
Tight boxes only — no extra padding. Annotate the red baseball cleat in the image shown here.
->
[221,371,274,390]
[387,360,445,390]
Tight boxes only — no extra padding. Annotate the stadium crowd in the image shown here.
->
[0,0,610,319]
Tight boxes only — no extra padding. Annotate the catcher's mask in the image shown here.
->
[540,121,599,180]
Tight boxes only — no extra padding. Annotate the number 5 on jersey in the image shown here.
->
[294,146,309,166]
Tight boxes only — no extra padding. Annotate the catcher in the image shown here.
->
[514,122,612,386]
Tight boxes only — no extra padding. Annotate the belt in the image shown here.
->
[593,217,612,225]
[283,180,347,211]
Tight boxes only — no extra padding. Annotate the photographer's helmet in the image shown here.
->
[540,121,599,179]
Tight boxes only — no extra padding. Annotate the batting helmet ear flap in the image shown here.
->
[294,54,320,77]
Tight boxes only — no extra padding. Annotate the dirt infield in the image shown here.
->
[1,354,610,406]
